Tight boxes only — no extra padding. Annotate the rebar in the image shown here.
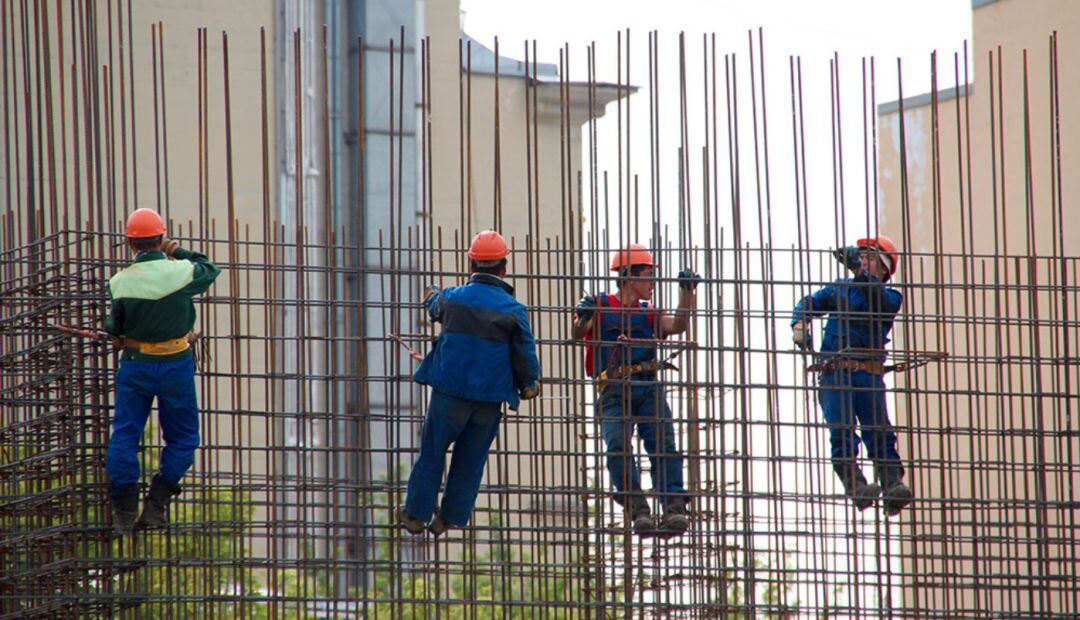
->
[1,4,1077,619]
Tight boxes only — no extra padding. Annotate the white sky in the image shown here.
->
[459,0,974,254]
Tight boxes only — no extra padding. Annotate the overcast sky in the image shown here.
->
[459,0,974,256]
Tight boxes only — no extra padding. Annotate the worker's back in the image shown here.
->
[105,249,221,361]
[413,273,539,410]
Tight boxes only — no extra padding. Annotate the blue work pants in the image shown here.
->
[597,380,686,507]
[818,369,904,479]
[405,390,503,526]
[107,357,200,490]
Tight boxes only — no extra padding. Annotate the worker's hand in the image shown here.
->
[833,246,862,273]
[575,294,598,322]
[520,381,541,401]
[677,267,702,291]
[422,284,441,302]
[792,321,811,350]
[161,237,181,259]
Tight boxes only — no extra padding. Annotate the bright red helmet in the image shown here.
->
[468,230,510,262]
[857,235,899,277]
[125,208,166,239]
[610,244,656,272]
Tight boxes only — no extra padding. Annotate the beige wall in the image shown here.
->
[878,0,1079,614]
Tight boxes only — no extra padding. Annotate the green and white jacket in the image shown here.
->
[104,248,221,362]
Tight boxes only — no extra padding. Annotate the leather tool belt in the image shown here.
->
[808,358,885,374]
[596,359,676,394]
[117,336,191,356]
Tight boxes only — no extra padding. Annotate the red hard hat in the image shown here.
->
[610,244,656,272]
[468,230,510,261]
[125,208,166,239]
[857,235,899,277]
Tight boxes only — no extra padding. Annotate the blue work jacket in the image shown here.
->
[791,274,903,360]
[414,273,541,410]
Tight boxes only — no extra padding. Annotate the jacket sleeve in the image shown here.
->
[423,288,448,323]
[103,287,124,336]
[510,307,541,389]
[173,248,222,296]
[792,284,837,325]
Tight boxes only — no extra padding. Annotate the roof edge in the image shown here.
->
[877,83,971,115]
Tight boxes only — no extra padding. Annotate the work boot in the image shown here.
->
[875,463,913,517]
[833,461,881,511]
[626,496,656,535]
[428,510,453,537]
[396,507,426,536]
[136,474,182,530]
[110,484,140,536]
[660,497,690,536]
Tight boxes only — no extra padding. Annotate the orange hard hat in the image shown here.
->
[610,243,656,272]
[857,235,899,277]
[125,208,166,239]
[468,230,510,262]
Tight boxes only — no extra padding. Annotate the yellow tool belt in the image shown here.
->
[118,336,191,356]
[809,359,885,374]
[596,359,669,394]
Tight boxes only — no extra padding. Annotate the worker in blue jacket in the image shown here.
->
[398,230,541,537]
[791,235,913,516]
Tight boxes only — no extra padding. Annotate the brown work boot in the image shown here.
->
[875,463,913,516]
[833,461,881,511]
[626,497,657,535]
[660,497,690,536]
[396,507,426,536]
[428,511,453,537]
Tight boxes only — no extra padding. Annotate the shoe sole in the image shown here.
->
[884,488,914,516]
[396,508,427,536]
[853,487,882,511]
[660,515,690,536]
[428,520,452,537]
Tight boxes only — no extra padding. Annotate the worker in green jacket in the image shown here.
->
[104,208,221,534]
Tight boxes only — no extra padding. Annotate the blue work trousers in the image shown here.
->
[818,370,903,476]
[598,381,686,506]
[107,357,200,490]
[405,390,502,526]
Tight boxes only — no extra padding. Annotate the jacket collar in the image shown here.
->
[134,250,166,263]
[469,272,514,294]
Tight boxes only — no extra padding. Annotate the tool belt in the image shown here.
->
[808,358,885,374]
[116,336,191,356]
[596,359,676,394]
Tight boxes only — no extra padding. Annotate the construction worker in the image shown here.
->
[573,244,700,536]
[397,230,541,537]
[104,208,221,534]
[791,235,913,516]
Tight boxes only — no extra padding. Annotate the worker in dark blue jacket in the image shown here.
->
[398,230,541,537]
[792,235,913,516]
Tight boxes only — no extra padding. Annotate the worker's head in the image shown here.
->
[468,230,509,277]
[124,208,166,253]
[611,244,657,300]
[856,235,899,282]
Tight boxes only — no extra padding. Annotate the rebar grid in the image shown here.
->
[2,2,1078,618]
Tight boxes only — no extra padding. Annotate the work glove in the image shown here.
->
[422,284,442,302]
[792,321,811,351]
[677,267,702,291]
[833,246,862,273]
[162,237,181,259]
[575,294,598,322]
[520,381,541,401]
